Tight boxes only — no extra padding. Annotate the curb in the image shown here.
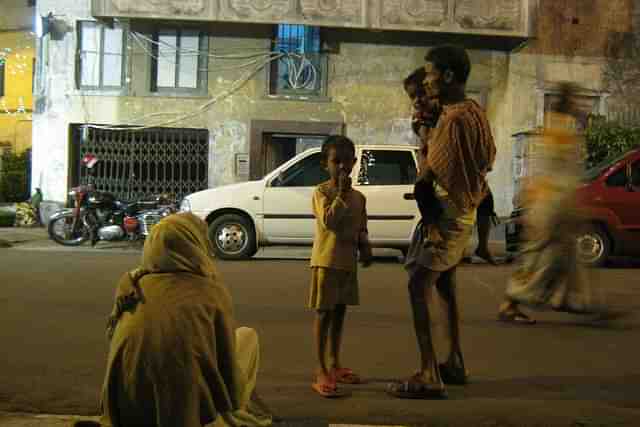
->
[0,413,405,427]
[0,412,99,427]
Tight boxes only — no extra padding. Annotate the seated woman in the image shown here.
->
[96,212,272,427]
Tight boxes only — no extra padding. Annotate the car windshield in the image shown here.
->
[583,150,634,181]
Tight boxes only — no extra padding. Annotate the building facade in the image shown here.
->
[31,0,630,214]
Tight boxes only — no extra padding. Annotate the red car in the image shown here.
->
[506,148,640,266]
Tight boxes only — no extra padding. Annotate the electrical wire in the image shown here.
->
[132,31,319,85]
[133,32,275,60]
[87,52,283,131]
[131,31,292,73]
[82,30,321,130]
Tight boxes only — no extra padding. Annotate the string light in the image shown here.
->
[0,31,35,116]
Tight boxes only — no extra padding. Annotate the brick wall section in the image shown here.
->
[526,0,632,57]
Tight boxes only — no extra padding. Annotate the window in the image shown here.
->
[77,21,125,89]
[272,152,328,187]
[268,24,327,97]
[151,29,208,93]
[606,168,627,187]
[631,161,640,187]
[358,150,417,186]
[607,161,640,188]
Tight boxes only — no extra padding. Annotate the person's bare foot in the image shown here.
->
[414,367,443,386]
[312,372,349,398]
[475,248,498,265]
[498,306,536,324]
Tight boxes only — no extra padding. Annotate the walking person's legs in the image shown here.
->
[475,192,497,265]
[476,214,497,264]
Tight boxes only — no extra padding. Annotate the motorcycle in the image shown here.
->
[47,154,177,247]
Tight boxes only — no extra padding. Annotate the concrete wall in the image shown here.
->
[0,0,35,31]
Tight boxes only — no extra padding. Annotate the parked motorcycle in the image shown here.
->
[47,154,177,247]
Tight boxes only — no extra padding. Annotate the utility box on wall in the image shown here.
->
[235,153,249,178]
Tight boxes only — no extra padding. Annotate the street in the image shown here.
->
[1,247,640,426]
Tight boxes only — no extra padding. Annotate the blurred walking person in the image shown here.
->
[498,83,619,324]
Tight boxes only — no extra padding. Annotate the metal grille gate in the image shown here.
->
[72,126,209,202]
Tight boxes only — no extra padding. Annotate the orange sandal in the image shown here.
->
[312,375,350,398]
[332,367,364,384]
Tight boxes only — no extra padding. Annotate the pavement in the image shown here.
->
[0,413,414,427]
[0,413,405,427]
[0,413,99,427]
[0,223,508,260]
[2,226,639,427]
[0,227,46,247]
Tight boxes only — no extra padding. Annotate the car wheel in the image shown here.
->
[209,214,256,260]
[576,224,611,267]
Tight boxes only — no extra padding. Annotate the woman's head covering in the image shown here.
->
[138,212,218,280]
[107,213,220,340]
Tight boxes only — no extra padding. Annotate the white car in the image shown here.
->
[181,145,421,259]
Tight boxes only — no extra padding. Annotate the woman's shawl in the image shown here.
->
[101,213,242,427]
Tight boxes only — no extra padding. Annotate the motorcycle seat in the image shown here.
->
[120,200,158,214]
[137,200,159,209]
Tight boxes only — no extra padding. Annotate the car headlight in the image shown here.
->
[179,198,191,212]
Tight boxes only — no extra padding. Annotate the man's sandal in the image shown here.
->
[332,367,364,384]
[475,249,499,265]
[386,379,447,400]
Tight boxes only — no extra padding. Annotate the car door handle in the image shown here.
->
[403,193,415,200]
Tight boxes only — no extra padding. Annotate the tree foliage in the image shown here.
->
[0,151,29,203]
[584,119,640,167]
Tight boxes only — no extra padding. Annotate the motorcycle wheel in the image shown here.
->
[48,212,90,246]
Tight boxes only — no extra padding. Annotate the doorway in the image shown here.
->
[249,120,344,180]
[261,133,325,177]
